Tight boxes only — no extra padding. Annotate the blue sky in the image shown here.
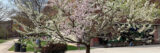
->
[0,0,14,21]
[0,0,10,5]
[0,0,15,9]
[0,0,48,10]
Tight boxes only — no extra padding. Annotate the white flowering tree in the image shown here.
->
[45,0,159,53]
[12,0,48,34]
[12,0,159,53]
[12,0,48,53]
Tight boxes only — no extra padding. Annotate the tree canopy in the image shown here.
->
[12,0,160,53]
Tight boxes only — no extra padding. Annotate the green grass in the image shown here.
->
[9,45,35,51]
[0,39,7,43]
[9,45,85,51]
[67,45,85,50]
[9,40,85,52]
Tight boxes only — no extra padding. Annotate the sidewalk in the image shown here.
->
[3,39,160,53]
[66,45,160,53]
[0,39,18,53]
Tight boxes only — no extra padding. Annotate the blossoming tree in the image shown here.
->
[12,0,159,53]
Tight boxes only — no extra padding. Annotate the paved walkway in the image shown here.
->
[0,39,18,53]
[2,39,160,53]
[66,45,160,53]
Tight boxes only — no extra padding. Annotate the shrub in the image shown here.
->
[41,43,67,53]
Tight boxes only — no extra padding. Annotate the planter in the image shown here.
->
[14,43,21,52]
[41,43,67,53]
[20,44,26,52]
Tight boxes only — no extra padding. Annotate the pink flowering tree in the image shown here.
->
[12,0,159,53]
[45,0,159,53]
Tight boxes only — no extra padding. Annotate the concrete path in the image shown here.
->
[66,45,160,53]
[7,45,160,53]
[0,39,18,53]
[3,39,160,53]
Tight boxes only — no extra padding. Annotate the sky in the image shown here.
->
[0,0,15,9]
[0,0,48,10]
[0,0,11,6]
[0,0,15,21]
[0,0,9,4]
[0,0,48,21]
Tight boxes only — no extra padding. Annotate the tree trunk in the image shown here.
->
[85,44,90,53]
[34,47,38,53]
[5,33,8,40]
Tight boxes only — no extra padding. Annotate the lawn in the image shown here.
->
[67,45,86,50]
[9,45,86,51]
[0,39,7,43]
[9,40,85,52]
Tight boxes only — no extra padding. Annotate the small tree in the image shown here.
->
[12,0,159,53]
[45,0,159,53]
[12,0,47,53]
